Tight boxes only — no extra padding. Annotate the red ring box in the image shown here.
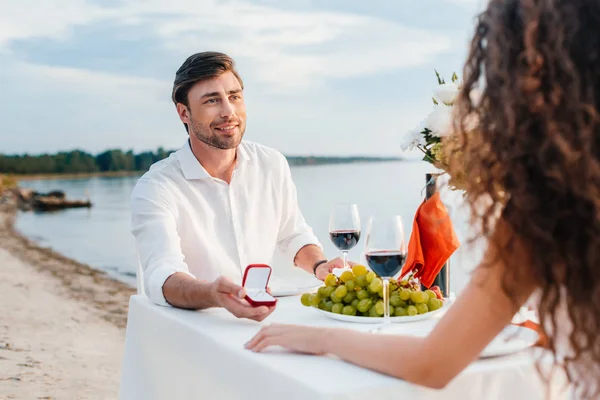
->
[242,264,277,307]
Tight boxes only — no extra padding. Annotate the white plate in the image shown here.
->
[376,324,538,358]
[312,298,451,324]
[268,277,322,297]
[479,325,539,358]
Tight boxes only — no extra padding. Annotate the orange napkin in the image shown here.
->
[400,192,460,288]
[513,320,548,348]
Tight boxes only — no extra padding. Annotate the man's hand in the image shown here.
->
[210,276,276,322]
[292,244,358,281]
[314,257,357,281]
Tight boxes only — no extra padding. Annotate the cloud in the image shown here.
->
[0,50,435,156]
[135,0,453,90]
[1,0,452,90]
[16,61,167,90]
[442,0,487,11]
[0,55,179,154]
[0,0,107,46]
[0,0,464,155]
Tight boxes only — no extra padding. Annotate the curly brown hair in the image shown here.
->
[447,0,600,397]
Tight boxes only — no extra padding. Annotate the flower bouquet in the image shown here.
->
[401,71,467,191]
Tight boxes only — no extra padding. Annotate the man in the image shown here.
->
[130,51,348,322]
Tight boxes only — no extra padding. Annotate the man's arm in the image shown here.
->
[163,273,274,320]
[294,244,355,280]
[274,154,325,271]
[293,244,327,275]
[161,273,217,310]
[130,178,196,307]
[274,153,354,280]
[131,178,275,320]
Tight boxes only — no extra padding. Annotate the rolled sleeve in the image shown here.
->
[275,153,322,263]
[131,178,195,307]
[279,232,322,265]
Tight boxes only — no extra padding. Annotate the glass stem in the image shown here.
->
[342,250,348,269]
[383,278,391,326]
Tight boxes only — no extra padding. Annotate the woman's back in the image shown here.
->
[449,0,600,397]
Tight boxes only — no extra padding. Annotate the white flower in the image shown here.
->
[400,121,427,151]
[425,105,453,137]
[434,82,460,105]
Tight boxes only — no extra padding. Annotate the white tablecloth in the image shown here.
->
[119,295,570,400]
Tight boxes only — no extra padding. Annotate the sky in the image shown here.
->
[0,0,485,156]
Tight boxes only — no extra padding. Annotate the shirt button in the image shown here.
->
[228,193,245,267]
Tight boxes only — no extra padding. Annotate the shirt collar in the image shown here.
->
[177,139,251,180]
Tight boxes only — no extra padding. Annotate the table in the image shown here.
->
[119,295,570,400]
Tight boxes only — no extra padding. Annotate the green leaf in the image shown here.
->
[422,128,442,146]
[432,97,439,105]
[422,149,437,165]
[452,72,458,83]
[434,69,445,85]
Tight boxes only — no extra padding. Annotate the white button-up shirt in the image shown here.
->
[130,140,321,306]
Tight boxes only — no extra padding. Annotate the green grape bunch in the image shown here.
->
[300,264,445,318]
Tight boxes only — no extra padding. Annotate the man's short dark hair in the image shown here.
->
[172,51,244,107]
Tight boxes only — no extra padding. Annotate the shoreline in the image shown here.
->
[5,158,407,182]
[0,202,134,398]
[11,170,144,182]
[0,204,136,328]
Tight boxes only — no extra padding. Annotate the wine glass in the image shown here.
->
[329,204,361,271]
[364,215,407,330]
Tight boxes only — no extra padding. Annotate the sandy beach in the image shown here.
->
[0,200,135,399]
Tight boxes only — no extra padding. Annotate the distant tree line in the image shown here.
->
[0,148,173,174]
[0,148,403,175]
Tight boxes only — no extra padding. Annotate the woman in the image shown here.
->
[246,0,600,397]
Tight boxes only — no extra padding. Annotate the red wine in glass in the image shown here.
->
[364,215,407,331]
[365,251,406,277]
[329,204,361,269]
[329,230,361,251]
